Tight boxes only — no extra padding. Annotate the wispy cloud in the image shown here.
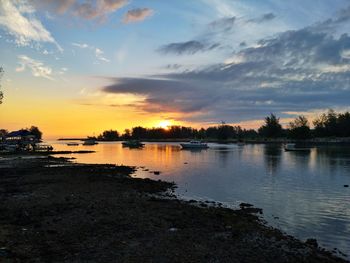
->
[72,42,110,62]
[34,0,128,21]
[16,55,54,80]
[122,8,154,24]
[0,0,62,51]
[158,41,220,55]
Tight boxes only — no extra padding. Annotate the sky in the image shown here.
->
[1,0,350,139]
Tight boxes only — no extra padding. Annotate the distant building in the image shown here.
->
[4,130,37,152]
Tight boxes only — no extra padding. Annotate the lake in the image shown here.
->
[52,141,350,257]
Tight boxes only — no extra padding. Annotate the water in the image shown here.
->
[51,141,350,257]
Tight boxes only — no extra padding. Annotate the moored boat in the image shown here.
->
[83,139,98,145]
[67,142,79,146]
[180,140,209,149]
[122,140,144,148]
[284,143,310,152]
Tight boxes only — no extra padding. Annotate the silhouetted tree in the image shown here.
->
[0,129,8,141]
[313,109,338,137]
[122,129,131,139]
[98,130,119,141]
[29,126,42,140]
[217,122,235,140]
[258,114,283,138]
[288,115,311,140]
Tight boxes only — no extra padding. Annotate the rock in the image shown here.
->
[305,238,318,248]
[239,202,254,209]
[0,248,13,258]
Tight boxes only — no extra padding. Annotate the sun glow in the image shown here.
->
[158,120,171,129]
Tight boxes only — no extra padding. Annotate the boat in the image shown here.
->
[67,142,79,146]
[83,139,98,145]
[122,140,144,148]
[284,143,310,152]
[180,140,209,149]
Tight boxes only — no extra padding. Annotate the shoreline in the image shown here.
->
[57,137,350,145]
[0,156,347,262]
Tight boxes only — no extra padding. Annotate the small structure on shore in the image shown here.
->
[0,130,52,153]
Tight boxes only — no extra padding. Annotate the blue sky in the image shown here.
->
[1,0,350,136]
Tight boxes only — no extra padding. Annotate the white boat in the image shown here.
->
[83,139,98,146]
[284,143,310,152]
[180,140,209,149]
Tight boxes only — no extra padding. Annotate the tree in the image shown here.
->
[99,130,119,141]
[313,109,338,137]
[29,126,42,140]
[258,114,283,138]
[122,129,131,139]
[288,115,311,140]
[0,67,3,104]
[217,122,235,140]
[0,129,8,141]
[132,126,147,139]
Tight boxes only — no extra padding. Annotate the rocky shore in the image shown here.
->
[0,156,347,262]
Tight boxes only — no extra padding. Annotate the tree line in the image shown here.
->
[96,110,350,141]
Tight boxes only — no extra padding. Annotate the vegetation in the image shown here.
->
[258,114,283,138]
[94,109,350,141]
[29,126,42,140]
[288,115,311,140]
[313,109,350,137]
[97,130,119,141]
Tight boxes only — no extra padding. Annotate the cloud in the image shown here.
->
[16,55,53,80]
[0,0,61,51]
[208,16,236,31]
[33,0,128,20]
[72,42,110,62]
[102,10,350,125]
[158,41,220,55]
[247,13,276,23]
[123,8,153,24]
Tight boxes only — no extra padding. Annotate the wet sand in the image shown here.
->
[0,156,347,262]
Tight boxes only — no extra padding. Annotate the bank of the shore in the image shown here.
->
[58,137,350,145]
[0,156,347,262]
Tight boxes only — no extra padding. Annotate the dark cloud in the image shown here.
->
[247,13,276,23]
[102,6,350,124]
[157,41,220,55]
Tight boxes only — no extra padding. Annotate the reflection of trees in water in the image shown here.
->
[154,144,180,152]
[264,144,282,175]
[214,147,234,166]
[314,147,350,172]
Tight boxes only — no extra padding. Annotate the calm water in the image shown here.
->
[52,141,350,257]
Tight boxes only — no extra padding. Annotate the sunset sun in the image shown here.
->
[158,120,171,129]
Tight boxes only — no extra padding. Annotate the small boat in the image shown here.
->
[284,143,310,152]
[180,140,209,149]
[67,142,79,146]
[122,140,144,148]
[83,139,98,146]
